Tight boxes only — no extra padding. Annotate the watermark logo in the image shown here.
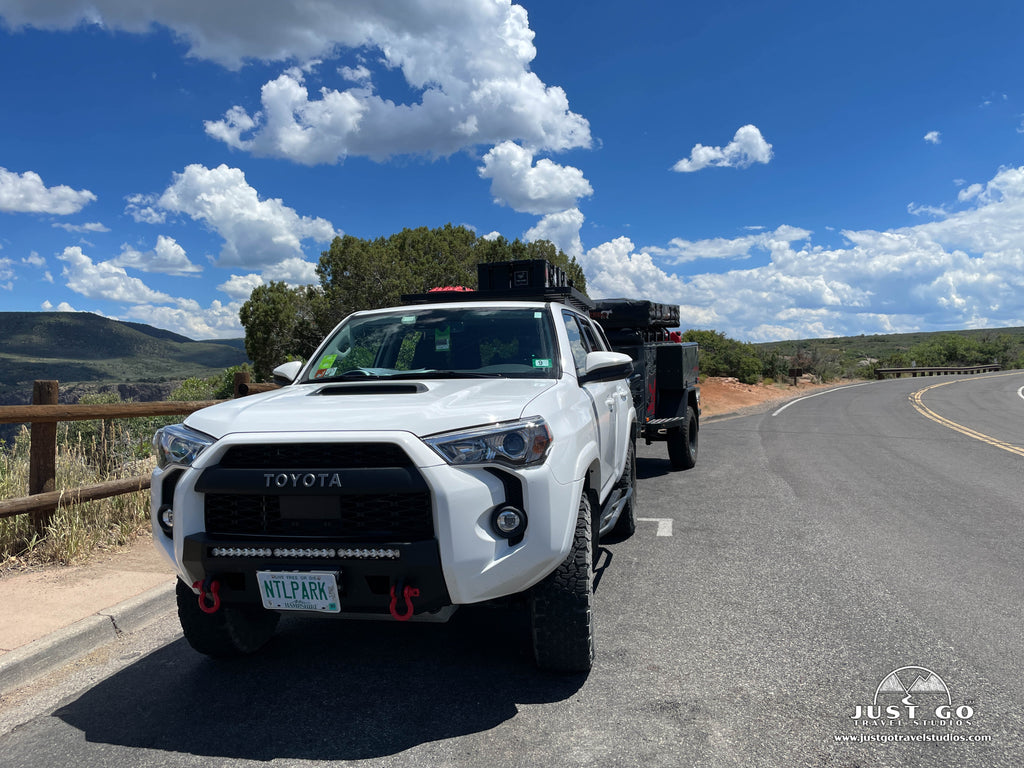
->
[851,665,975,726]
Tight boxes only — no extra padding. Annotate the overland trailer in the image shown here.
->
[590,298,700,470]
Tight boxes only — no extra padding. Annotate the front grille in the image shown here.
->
[205,492,433,541]
[219,443,411,469]
[202,442,432,541]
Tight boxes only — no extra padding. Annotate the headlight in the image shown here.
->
[425,417,552,468]
[153,423,216,469]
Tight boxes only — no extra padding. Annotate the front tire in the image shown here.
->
[530,491,595,673]
[176,579,280,658]
[668,405,698,470]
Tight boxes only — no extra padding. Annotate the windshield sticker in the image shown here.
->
[435,327,451,351]
[534,311,543,318]
[533,358,553,368]
[402,315,416,324]
[316,354,337,373]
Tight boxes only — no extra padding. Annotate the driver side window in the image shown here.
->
[562,311,592,374]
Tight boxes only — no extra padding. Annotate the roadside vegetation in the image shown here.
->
[0,371,246,570]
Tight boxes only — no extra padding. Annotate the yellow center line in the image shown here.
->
[909,373,1024,458]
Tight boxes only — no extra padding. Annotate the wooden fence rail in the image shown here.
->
[0,372,274,532]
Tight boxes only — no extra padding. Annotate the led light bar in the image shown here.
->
[211,547,273,557]
[337,548,401,560]
[209,546,401,560]
[273,548,338,558]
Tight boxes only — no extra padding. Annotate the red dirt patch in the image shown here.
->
[700,376,839,418]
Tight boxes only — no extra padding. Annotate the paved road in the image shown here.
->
[2,372,1023,767]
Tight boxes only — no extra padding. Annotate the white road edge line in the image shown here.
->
[772,381,874,417]
[637,518,673,537]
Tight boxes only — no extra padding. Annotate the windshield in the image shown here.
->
[304,306,560,382]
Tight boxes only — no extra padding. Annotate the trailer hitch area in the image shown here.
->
[388,579,420,622]
[193,578,222,615]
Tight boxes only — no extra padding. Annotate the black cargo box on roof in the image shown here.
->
[402,259,593,312]
[478,259,570,291]
[590,299,680,329]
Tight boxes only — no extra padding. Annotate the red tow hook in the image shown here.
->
[388,582,420,622]
[193,578,221,614]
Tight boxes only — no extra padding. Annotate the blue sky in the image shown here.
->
[1,0,1023,342]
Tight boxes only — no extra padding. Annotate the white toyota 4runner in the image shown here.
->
[151,270,637,672]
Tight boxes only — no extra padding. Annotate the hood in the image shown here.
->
[184,378,558,439]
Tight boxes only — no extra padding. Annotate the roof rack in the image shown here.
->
[401,260,594,313]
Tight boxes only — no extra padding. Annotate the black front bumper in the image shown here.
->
[183,534,452,617]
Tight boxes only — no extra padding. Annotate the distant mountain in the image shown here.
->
[0,312,249,401]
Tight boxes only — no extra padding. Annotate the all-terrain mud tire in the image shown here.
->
[176,579,280,658]
[611,440,638,539]
[668,405,698,470]
[530,491,595,673]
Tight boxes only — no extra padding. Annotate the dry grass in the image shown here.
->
[0,424,153,570]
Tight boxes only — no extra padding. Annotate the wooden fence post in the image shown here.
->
[29,380,59,534]
[233,370,252,398]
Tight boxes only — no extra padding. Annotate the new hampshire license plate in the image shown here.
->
[256,571,341,613]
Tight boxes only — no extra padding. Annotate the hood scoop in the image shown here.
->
[314,382,427,396]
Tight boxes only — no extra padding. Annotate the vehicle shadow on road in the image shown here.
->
[54,605,586,761]
[635,456,673,480]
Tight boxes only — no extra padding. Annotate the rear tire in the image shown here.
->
[668,405,698,470]
[176,579,280,658]
[531,491,595,672]
[611,440,637,539]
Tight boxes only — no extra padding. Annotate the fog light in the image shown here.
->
[491,506,527,539]
[157,504,174,537]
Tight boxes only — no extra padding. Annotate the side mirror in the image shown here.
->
[580,351,633,384]
[272,360,304,386]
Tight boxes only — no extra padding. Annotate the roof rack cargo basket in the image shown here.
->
[401,260,594,312]
[590,298,680,329]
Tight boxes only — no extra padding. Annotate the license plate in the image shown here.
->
[256,571,341,613]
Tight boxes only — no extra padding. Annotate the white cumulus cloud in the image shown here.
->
[672,125,774,173]
[924,131,942,144]
[57,246,175,305]
[647,225,811,264]
[479,142,593,215]
[111,235,202,276]
[120,299,245,339]
[217,273,264,300]
[0,167,96,214]
[155,164,338,268]
[524,208,585,260]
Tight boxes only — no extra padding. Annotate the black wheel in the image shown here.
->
[176,579,280,658]
[531,491,595,673]
[668,405,698,470]
[611,440,637,539]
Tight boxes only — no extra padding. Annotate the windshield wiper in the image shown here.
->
[389,370,503,380]
[317,369,387,381]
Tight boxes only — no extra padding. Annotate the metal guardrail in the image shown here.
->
[875,364,1001,379]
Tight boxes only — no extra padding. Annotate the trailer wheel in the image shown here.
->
[531,490,595,672]
[176,579,280,658]
[668,405,698,470]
